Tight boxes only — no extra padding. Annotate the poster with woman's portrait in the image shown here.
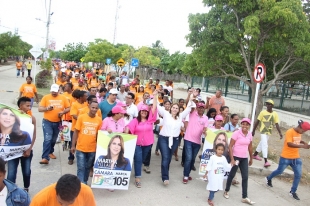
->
[199,129,233,177]
[0,104,34,161]
[91,131,137,190]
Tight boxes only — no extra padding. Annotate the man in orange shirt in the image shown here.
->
[16,59,22,78]
[38,84,70,164]
[266,120,310,200]
[206,90,225,114]
[30,174,96,206]
[71,101,102,184]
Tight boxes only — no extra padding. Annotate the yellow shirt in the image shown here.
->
[257,110,279,135]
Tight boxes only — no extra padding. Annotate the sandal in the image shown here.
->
[208,199,214,206]
[232,179,240,185]
[223,191,229,199]
[155,151,160,156]
[135,181,141,188]
[242,197,255,205]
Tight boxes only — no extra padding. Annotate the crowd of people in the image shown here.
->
[6,61,310,205]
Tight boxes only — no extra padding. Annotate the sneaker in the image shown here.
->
[39,159,49,164]
[179,146,183,150]
[289,191,300,200]
[264,162,271,167]
[49,153,57,159]
[191,166,196,171]
[163,180,169,185]
[143,166,151,174]
[242,197,255,205]
[183,177,188,184]
[265,177,273,187]
[24,188,29,193]
[223,191,229,199]
[252,155,262,161]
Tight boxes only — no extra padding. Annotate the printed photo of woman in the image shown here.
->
[0,107,31,146]
[94,135,131,171]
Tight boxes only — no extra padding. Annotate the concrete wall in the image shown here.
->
[198,92,310,133]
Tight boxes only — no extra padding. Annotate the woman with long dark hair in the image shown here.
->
[126,92,158,188]
[94,135,131,171]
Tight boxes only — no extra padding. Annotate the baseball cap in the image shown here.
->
[109,89,118,95]
[215,115,223,121]
[196,102,205,108]
[74,72,79,76]
[149,77,153,79]
[139,105,149,112]
[301,122,310,131]
[50,84,59,92]
[265,99,274,105]
[241,118,251,125]
[116,101,126,107]
[125,84,130,87]
[140,85,144,87]
[111,106,126,114]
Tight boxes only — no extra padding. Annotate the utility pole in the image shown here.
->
[113,0,120,45]
[45,0,52,51]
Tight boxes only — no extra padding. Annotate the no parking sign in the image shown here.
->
[253,63,266,83]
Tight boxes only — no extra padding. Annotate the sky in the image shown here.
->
[0,0,208,54]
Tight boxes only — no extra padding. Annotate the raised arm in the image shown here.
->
[151,90,158,114]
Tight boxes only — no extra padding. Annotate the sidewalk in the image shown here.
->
[0,64,308,205]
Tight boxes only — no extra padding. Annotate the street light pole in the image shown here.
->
[45,0,52,52]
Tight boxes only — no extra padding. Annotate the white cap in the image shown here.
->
[74,72,79,76]
[149,77,153,79]
[60,68,66,72]
[109,88,118,95]
[50,84,59,92]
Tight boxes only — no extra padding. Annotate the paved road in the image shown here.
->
[0,63,309,205]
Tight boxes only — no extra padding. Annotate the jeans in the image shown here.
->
[183,140,201,177]
[134,145,152,177]
[256,134,269,158]
[7,150,33,188]
[225,156,249,198]
[17,69,20,76]
[143,144,152,167]
[42,119,61,160]
[30,98,34,109]
[158,135,179,181]
[267,157,302,193]
[76,150,96,184]
[209,190,217,200]
[68,130,75,161]
[27,69,31,76]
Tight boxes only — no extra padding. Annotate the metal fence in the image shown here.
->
[191,76,310,116]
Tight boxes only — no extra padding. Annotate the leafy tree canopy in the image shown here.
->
[0,32,32,59]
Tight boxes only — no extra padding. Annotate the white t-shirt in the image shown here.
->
[121,76,129,85]
[163,85,173,93]
[124,102,138,126]
[206,155,231,191]
[0,185,8,205]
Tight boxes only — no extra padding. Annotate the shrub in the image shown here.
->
[36,69,52,88]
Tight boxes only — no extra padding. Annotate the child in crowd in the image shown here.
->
[203,143,231,206]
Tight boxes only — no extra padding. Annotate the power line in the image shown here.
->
[0,25,45,39]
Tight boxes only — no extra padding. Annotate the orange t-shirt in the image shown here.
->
[19,83,37,98]
[71,78,79,89]
[106,74,111,83]
[75,113,102,152]
[75,85,88,91]
[281,128,302,159]
[70,101,88,131]
[54,64,59,71]
[129,86,137,93]
[144,87,152,95]
[88,78,100,89]
[135,92,144,105]
[62,92,75,121]
[40,94,70,122]
[16,62,22,69]
[56,80,67,87]
[155,84,160,90]
[26,110,33,116]
[80,106,102,118]
[30,183,96,206]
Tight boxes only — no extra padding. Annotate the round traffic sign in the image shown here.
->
[253,63,266,83]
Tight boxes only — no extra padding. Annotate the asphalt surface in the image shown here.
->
[0,62,309,206]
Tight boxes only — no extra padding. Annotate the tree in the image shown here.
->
[60,42,87,62]
[186,0,310,116]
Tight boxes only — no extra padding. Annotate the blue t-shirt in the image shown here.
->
[224,122,239,132]
[99,100,116,119]
[7,131,32,146]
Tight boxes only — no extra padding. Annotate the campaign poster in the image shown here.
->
[91,131,137,190]
[199,129,233,177]
[0,103,34,161]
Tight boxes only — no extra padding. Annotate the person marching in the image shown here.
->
[252,99,283,167]
[266,120,310,200]
[19,76,39,109]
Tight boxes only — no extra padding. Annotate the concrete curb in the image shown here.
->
[248,160,293,178]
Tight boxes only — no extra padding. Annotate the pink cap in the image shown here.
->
[215,115,223,121]
[241,118,251,125]
[139,105,149,112]
[196,102,205,108]
[111,106,126,114]
[116,101,126,107]
[125,84,130,87]
[301,122,310,131]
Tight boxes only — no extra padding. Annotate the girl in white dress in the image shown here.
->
[203,143,231,206]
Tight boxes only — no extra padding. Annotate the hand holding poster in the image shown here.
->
[91,131,137,190]
[0,104,34,161]
[199,129,233,178]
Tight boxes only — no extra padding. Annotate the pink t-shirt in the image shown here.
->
[209,125,225,130]
[184,111,208,144]
[127,109,157,146]
[231,129,252,158]
[101,117,125,133]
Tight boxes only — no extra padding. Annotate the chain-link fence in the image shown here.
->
[191,76,310,116]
